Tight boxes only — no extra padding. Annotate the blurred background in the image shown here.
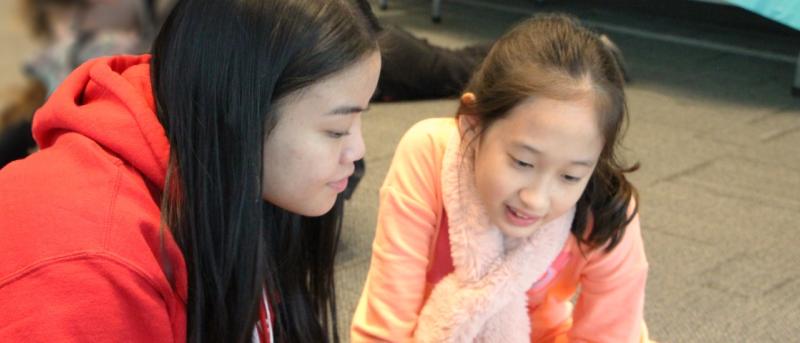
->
[1,0,799,342]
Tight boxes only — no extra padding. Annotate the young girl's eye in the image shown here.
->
[510,155,533,169]
[327,131,350,139]
[563,174,582,183]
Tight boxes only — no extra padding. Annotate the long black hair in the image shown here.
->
[150,0,378,342]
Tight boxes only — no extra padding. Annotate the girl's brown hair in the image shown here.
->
[461,13,639,252]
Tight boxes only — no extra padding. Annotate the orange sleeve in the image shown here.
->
[350,119,449,342]
[0,254,176,343]
[567,206,649,342]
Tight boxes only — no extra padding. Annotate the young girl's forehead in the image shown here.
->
[500,89,601,122]
[491,95,604,145]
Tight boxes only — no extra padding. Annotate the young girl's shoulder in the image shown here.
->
[403,117,458,144]
[393,117,458,159]
[383,117,458,196]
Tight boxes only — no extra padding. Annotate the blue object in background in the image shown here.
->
[727,0,800,31]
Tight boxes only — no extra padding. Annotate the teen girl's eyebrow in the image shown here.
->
[512,142,596,167]
[328,105,369,115]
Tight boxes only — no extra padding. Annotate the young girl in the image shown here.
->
[351,14,650,342]
[0,0,379,342]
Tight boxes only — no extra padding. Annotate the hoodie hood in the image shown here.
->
[33,54,169,188]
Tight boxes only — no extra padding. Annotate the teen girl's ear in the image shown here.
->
[457,92,480,136]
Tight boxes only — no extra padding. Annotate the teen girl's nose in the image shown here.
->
[518,179,550,214]
[341,119,366,164]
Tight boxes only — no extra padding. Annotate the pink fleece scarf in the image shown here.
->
[414,128,574,343]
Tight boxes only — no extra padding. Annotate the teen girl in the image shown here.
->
[0,0,379,341]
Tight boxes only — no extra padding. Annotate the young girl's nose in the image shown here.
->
[519,181,549,213]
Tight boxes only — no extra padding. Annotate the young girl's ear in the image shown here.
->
[457,92,480,136]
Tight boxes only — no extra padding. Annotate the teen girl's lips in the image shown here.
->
[505,205,542,227]
[328,176,350,193]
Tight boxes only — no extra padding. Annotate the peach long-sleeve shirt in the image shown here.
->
[351,117,649,342]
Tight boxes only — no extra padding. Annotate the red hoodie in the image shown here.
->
[0,55,187,342]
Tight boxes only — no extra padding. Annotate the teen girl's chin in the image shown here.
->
[296,181,349,217]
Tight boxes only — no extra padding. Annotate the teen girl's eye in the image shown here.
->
[562,174,582,183]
